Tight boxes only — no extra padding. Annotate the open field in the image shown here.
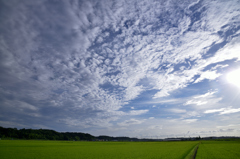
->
[0,140,198,159]
[196,140,240,159]
[1,139,240,159]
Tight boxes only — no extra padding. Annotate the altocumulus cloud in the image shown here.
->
[0,0,240,137]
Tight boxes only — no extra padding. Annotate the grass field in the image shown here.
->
[196,140,240,159]
[2,139,240,159]
[0,140,198,159]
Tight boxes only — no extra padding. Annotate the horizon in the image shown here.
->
[1,126,240,140]
[0,0,240,138]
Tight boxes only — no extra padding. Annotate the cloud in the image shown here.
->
[194,70,222,83]
[184,90,222,107]
[185,100,208,106]
[148,125,162,130]
[151,2,240,98]
[218,129,234,132]
[183,119,198,123]
[204,108,226,114]
[181,111,200,119]
[219,108,240,115]
[168,108,186,113]
[194,91,217,99]
[204,107,240,115]
[211,64,229,70]
[128,110,149,115]
[118,119,145,126]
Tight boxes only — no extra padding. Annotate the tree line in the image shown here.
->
[0,126,142,141]
[0,126,94,141]
[0,126,147,141]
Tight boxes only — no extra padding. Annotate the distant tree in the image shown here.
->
[0,126,96,141]
[75,136,80,141]
[195,136,201,140]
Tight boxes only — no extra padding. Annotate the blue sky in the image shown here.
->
[0,0,240,138]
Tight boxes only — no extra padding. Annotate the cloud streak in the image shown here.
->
[205,107,240,115]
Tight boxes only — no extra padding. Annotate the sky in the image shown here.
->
[0,0,240,138]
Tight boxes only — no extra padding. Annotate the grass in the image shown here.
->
[4,139,240,159]
[0,140,199,159]
[196,140,240,159]
[184,143,199,159]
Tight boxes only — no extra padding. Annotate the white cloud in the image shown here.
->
[18,101,38,111]
[118,119,145,126]
[128,110,149,115]
[185,100,208,106]
[150,0,240,99]
[124,86,143,101]
[183,119,198,123]
[220,108,240,115]
[181,111,200,119]
[194,70,222,83]
[194,37,240,72]
[148,125,162,130]
[3,99,39,112]
[168,108,186,113]
[184,90,222,107]
[211,64,229,70]
[204,108,226,114]
[194,91,217,99]
[145,99,180,105]
[203,0,240,32]
[204,107,240,115]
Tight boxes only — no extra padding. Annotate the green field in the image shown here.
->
[1,140,240,159]
[196,140,240,159]
[0,140,198,159]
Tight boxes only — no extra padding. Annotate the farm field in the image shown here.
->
[196,140,240,159]
[0,140,198,159]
